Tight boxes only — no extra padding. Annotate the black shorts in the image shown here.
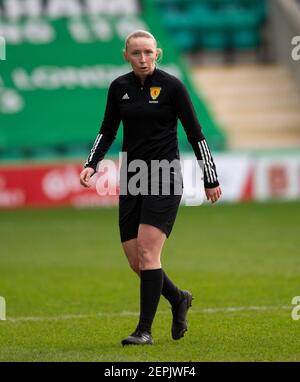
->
[119,193,182,242]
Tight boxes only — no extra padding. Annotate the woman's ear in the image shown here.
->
[156,48,163,62]
[155,49,160,61]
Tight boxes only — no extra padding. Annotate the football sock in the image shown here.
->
[161,270,182,307]
[137,268,163,334]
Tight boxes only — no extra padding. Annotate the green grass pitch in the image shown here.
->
[0,201,300,361]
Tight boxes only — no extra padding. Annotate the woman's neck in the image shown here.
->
[134,67,155,86]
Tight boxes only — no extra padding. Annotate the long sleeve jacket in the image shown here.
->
[84,67,219,188]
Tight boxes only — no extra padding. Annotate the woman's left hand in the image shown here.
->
[205,186,222,204]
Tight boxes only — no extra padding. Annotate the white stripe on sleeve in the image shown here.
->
[201,140,217,182]
[198,141,213,183]
[85,133,103,166]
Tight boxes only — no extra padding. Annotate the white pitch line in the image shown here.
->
[4,305,291,323]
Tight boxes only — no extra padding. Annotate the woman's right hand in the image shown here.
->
[79,167,95,188]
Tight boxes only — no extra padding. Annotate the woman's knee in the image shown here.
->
[137,239,160,269]
[121,239,140,274]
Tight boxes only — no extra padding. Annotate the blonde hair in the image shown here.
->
[124,30,163,62]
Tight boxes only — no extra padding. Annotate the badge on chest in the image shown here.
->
[149,87,161,104]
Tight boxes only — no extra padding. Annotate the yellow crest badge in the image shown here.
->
[150,87,161,100]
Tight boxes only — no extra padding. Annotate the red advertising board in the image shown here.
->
[0,162,119,208]
[1,154,299,209]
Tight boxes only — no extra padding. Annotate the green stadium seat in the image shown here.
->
[201,31,228,49]
[153,0,192,13]
[173,30,197,51]
[231,29,259,49]
[187,5,224,30]
[162,11,190,30]
[158,0,266,51]
[224,8,260,30]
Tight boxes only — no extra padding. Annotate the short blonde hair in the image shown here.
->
[124,30,163,62]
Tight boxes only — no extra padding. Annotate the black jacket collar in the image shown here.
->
[131,67,158,86]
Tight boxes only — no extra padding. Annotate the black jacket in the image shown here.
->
[84,68,219,188]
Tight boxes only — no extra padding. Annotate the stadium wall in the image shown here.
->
[1,152,300,208]
[269,0,300,91]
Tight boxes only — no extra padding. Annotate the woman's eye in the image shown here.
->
[131,51,153,56]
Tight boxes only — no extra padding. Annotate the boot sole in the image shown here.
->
[122,340,153,346]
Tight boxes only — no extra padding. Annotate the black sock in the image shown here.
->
[161,270,182,307]
[137,269,163,334]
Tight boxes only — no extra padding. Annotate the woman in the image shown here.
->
[80,30,222,346]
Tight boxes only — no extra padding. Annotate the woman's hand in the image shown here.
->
[79,167,95,188]
[205,186,222,204]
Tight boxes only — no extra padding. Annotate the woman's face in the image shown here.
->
[124,37,158,79]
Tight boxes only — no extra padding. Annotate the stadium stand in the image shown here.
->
[191,65,300,149]
[0,0,226,163]
[0,0,299,162]
[169,0,300,151]
[156,0,267,55]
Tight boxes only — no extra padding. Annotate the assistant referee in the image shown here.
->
[80,30,222,346]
